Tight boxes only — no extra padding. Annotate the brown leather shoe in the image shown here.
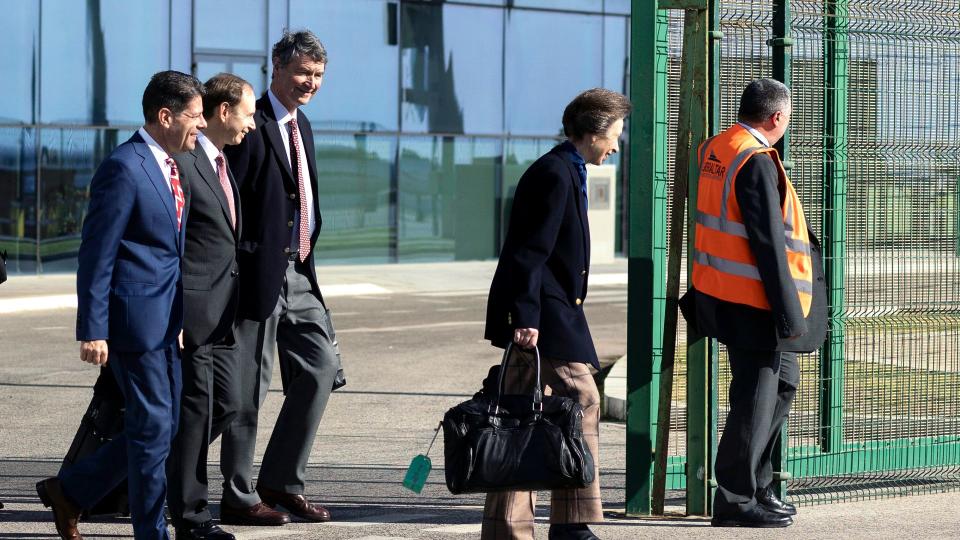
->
[257,486,331,522]
[36,478,83,540]
[219,502,291,526]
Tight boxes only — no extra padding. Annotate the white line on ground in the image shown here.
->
[324,283,392,296]
[232,531,301,540]
[0,295,76,314]
[325,513,437,528]
[588,273,628,286]
[423,524,483,534]
[337,321,483,334]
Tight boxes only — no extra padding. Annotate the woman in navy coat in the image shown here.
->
[482,88,631,540]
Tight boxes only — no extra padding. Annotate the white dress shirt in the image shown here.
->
[737,121,771,147]
[196,131,220,173]
[137,127,174,192]
[267,89,316,241]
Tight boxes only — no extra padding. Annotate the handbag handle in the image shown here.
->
[493,342,543,414]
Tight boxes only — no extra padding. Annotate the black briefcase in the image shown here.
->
[442,344,595,494]
[60,367,130,518]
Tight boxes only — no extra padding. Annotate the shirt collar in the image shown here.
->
[196,131,220,165]
[137,127,172,169]
[737,121,770,147]
[559,140,587,168]
[267,89,297,125]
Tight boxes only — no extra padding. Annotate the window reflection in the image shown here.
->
[39,127,134,271]
[512,0,603,12]
[194,0,267,53]
[505,9,604,136]
[399,136,501,261]
[291,0,399,131]
[314,133,395,264]
[0,3,37,123]
[0,128,38,273]
[401,3,503,134]
[41,0,170,125]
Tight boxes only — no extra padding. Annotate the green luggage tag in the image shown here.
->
[402,422,441,494]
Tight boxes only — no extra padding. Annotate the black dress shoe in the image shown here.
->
[548,523,600,540]
[711,505,793,528]
[757,486,797,515]
[175,521,235,539]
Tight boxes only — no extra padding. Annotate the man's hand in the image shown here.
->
[513,328,539,349]
[80,340,109,366]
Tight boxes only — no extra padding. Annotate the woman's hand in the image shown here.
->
[513,328,539,349]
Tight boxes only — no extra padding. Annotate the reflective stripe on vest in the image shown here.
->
[692,124,813,316]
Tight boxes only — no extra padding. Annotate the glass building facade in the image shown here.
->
[0,0,630,273]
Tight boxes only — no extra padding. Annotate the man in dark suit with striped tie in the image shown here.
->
[166,73,257,540]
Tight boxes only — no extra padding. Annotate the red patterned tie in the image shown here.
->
[166,157,185,230]
[289,118,310,262]
[215,153,237,230]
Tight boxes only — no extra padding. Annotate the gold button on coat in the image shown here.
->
[287,220,294,227]
[575,298,582,306]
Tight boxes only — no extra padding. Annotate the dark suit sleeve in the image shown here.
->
[735,153,807,338]
[505,161,571,330]
[76,159,136,341]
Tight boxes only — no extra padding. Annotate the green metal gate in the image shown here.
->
[626,0,960,515]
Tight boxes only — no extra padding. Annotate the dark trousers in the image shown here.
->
[59,344,182,540]
[714,346,798,514]
[167,331,241,527]
[220,259,339,507]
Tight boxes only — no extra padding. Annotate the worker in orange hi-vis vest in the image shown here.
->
[679,78,828,529]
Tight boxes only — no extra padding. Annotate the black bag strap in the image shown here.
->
[493,342,543,414]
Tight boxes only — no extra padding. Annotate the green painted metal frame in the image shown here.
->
[769,0,794,498]
[821,0,849,456]
[626,0,669,516]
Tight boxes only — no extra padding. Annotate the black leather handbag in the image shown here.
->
[442,344,595,494]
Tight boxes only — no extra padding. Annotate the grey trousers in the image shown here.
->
[219,259,339,507]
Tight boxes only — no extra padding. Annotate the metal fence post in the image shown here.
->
[770,0,794,498]
[821,0,848,454]
[627,0,669,515]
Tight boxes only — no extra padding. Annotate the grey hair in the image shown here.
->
[737,78,791,124]
[272,29,327,68]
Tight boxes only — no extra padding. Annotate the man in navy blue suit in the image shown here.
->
[36,71,207,540]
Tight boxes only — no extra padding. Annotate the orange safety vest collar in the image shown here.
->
[692,124,813,316]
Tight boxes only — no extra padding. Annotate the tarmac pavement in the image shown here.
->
[1,260,959,539]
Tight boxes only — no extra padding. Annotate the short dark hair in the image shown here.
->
[202,73,253,119]
[738,78,791,124]
[142,71,205,124]
[562,88,633,140]
[272,29,327,69]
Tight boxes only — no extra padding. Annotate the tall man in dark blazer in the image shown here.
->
[483,88,632,540]
[680,79,828,528]
[166,73,257,540]
[219,30,338,526]
[37,71,206,540]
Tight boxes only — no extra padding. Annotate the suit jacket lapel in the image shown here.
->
[257,95,297,192]
[555,146,591,264]
[191,146,237,236]
[132,134,180,251]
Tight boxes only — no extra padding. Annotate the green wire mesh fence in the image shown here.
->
[659,0,960,510]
